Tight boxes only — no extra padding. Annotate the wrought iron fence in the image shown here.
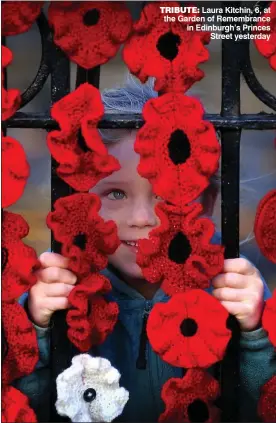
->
[3,1,276,422]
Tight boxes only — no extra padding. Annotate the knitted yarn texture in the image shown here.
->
[47,83,120,191]
[49,1,132,69]
[123,1,210,93]
[134,93,220,207]
[56,354,129,422]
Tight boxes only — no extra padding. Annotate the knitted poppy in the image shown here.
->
[2,46,21,121]
[147,290,230,368]
[254,3,276,71]
[2,385,37,422]
[47,83,120,191]
[159,369,220,422]
[135,94,220,206]
[262,289,276,347]
[258,375,276,422]
[254,189,276,264]
[47,193,120,276]
[2,133,30,208]
[2,1,43,36]
[123,2,210,93]
[2,302,38,384]
[2,211,39,303]
[137,202,224,295]
[48,2,132,69]
[67,273,119,351]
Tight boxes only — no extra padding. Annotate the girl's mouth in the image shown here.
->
[122,240,138,252]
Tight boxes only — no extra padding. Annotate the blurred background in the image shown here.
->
[5,2,276,290]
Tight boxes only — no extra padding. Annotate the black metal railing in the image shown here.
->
[3,1,276,422]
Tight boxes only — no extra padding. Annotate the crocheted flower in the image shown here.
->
[2,134,30,208]
[47,83,120,191]
[123,2,210,93]
[67,273,119,351]
[2,46,21,121]
[47,193,120,276]
[258,375,276,422]
[2,302,38,384]
[56,354,129,422]
[2,1,43,36]
[262,289,276,347]
[147,290,231,368]
[137,202,224,295]
[135,93,220,206]
[48,2,132,69]
[254,3,276,71]
[2,385,37,422]
[160,369,220,422]
[254,189,276,264]
[2,211,39,303]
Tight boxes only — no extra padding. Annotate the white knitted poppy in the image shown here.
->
[56,354,129,422]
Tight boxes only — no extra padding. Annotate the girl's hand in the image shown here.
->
[28,252,77,328]
[212,258,264,332]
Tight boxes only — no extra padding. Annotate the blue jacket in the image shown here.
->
[14,240,274,422]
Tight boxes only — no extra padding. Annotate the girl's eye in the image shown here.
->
[154,194,163,201]
[107,190,126,200]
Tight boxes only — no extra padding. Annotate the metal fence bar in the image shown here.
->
[49,41,72,423]
[5,112,276,129]
[219,3,242,420]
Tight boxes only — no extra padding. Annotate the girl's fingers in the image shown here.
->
[222,258,256,275]
[43,296,70,312]
[39,252,70,269]
[212,287,251,302]
[219,300,246,317]
[44,283,74,298]
[34,267,77,285]
[212,272,247,289]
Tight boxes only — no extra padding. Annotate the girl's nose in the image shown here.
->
[127,200,158,228]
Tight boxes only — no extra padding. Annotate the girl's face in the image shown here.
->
[91,130,161,281]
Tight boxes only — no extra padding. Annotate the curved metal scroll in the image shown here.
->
[20,12,51,108]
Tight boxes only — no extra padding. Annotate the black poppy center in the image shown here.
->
[187,399,209,422]
[83,9,100,26]
[156,31,181,61]
[180,318,198,337]
[73,233,87,250]
[77,129,90,153]
[168,232,192,264]
[2,247,8,272]
[83,388,97,402]
[168,129,191,165]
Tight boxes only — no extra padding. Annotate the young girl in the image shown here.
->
[15,79,275,422]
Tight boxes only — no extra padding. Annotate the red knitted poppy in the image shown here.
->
[123,2,210,93]
[67,273,118,351]
[2,46,21,121]
[159,369,220,422]
[47,83,120,191]
[254,189,276,264]
[48,1,132,69]
[135,93,220,206]
[2,133,30,208]
[147,290,230,368]
[47,193,120,276]
[262,289,276,347]
[2,385,37,422]
[254,3,276,71]
[258,375,276,422]
[2,211,39,303]
[137,202,224,295]
[2,1,43,36]
[2,302,39,385]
